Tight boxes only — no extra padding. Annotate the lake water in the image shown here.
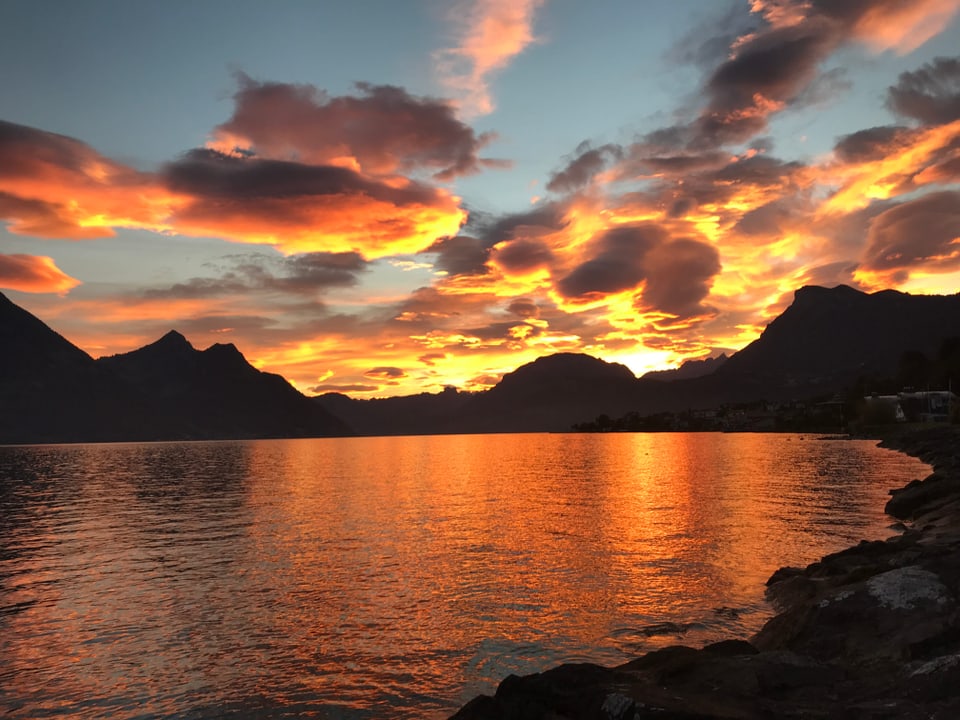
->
[0,433,930,718]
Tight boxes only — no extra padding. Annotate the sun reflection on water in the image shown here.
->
[0,433,930,718]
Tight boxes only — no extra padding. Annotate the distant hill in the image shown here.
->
[714,285,960,395]
[642,353,729,381]
[450,353,648,433]
[316,386,474,437]
[317,285,960,434]
[0,292,350,443]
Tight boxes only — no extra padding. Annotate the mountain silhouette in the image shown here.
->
[642,353,728,381]
[450,353,646,433]
[316,285,960,434]
[4,285,960,442]
[98,331,350,440]
[714,285,960,393]
[0,292,349,443]
[0,292,155,442]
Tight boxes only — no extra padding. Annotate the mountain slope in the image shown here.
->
[318,286,960,434]
[452,353,646,432]
[0,293,151,442]
[5,284,960,441]
[0,292,350,442]
[97,332,351,440]
[715,285,960,393]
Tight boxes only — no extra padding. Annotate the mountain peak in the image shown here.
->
[119,329,195,358]
[156,329,192,348]
[494,352,637,393]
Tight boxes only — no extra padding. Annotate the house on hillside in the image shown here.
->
[863,390,958,424]
[898,390,957,423]
[863,395,906,423]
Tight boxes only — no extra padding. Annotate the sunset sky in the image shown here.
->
[2,0,959,397]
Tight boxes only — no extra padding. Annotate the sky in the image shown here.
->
[1,0,959,397]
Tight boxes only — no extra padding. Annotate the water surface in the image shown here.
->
[0,433,930,718]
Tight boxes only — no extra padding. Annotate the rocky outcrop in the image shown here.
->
[450,426,960,719]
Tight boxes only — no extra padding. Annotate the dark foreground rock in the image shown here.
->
[450,426,960,719]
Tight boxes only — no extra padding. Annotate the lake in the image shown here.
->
[0,433,930,718]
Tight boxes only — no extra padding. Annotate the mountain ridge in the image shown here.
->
[0,293,350,443]
[3,284,959,441]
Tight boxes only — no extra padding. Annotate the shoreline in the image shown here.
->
[450,425,960,719]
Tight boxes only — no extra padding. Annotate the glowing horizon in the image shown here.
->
[1,1,958,397]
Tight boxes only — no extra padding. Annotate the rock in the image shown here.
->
[865,566,950,611]
[702,640,758,657]
[766,574,816,611]
[886,473,958,520]
[600,693,634,719]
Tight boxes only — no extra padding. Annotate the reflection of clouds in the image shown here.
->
[0,434,931,715]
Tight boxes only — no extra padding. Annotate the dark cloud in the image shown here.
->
[640,238,722,317]
[710,155,804,185]
[162,148,465,256]
[428,235,490,276]
[143,251,368,299]
[666,196,697,219]
[627,151,805,223]
[695,20,837,147]
[389,286,487,326]
[862,190,960,272]
[887,56,960,126]
[833,125,914,162]
[558,223,722,318]
[734,197,804,236]
[558,224,665,299]
[274,252,368,291]
[458,321,543,343]
[492,238,554,273]
[667,2,758,71]
[214,74,501,180]
[310,383,380,394]
[507,299,540,318]
[0,119,101,177]
[626,0,957,158]
[364,366,407,379]
[612,144,729,183]
[164,148,444,206]
[418,352,446,366]
[546,143,623,193]
[470,203,567,246]
[432,204,566,276]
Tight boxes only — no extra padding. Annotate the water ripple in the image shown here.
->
[0,434,930,718]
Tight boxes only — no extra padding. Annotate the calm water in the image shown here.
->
[0,433,930,718]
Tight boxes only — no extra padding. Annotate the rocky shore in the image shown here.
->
[450,426,960,719]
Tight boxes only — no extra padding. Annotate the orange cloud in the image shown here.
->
[856,190,960,287]
[435,0,545,117]
[818,120,960,216]
[0,120,174,239]
[165,149,466,258]
[849,0,960,54]
[0,118,467,260]
[0,253,80,294]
